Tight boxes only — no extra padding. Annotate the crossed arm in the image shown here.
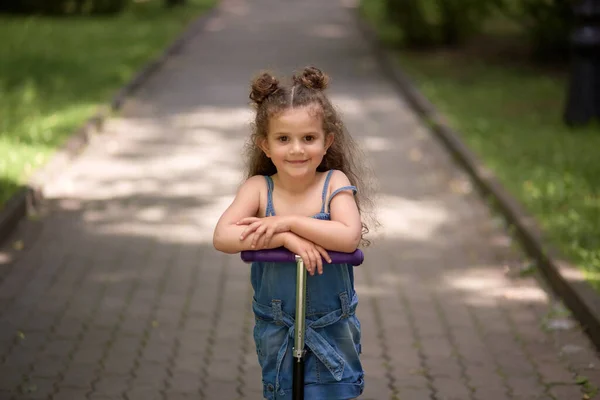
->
[212,172,362,269]
[237,213,360,253]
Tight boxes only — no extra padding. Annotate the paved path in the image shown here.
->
[1,0,600,399]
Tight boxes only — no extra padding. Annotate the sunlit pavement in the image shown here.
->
[1,0,599,399]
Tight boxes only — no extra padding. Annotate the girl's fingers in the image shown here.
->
[316,246,331,264]
[308,250,317,275]
[314,248,323,275]
[302,252,313,275]
[258,227,271,248]
[251,225,267,248]
[240,226,251,240]
[240,221,261,240]
[254,233,265,249]
[237,217,259,225]
[263,228,275,248]
[306,251,315,275]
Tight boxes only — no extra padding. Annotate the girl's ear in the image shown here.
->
[258,137,271,158]
[324,133,334,153]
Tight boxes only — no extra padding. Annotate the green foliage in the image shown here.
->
[0,0,129,15]
[494,0,573,62]
[0,0,217,206]
[366,0,573,62]
[435,0,497,46]
[359,0,404,45]
[381,0,496,48]
[385,0,434,47]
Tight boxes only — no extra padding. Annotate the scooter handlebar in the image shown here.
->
[240,248,364,266]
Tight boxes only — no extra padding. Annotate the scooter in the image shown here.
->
[241,248,364,400]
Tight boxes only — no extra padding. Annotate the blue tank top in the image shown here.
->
[250,169,359,318]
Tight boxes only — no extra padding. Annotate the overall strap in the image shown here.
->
[327,185,358,213]
[320,169,335,213]
[264,175,276,216]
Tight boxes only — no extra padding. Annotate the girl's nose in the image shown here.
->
[290,140,304,154]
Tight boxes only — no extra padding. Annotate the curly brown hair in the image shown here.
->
[243,66,377,246]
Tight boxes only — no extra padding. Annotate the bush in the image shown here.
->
[385,0,495,48]
[0,0,129,15]
[437,0,496,45]
[496,0,573,62]
[385,0,435,47]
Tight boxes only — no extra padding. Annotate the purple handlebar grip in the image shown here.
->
[240,248,364,266]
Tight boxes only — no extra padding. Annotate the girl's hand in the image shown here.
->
[283,233,331,276]
[237,216,294,249]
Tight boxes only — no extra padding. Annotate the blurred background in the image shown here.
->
[1,0,600,398]
[2,0,599,300]
[360,0,600,291]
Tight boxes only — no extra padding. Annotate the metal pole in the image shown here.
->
[293,255,306,400]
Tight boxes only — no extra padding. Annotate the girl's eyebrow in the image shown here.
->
[273,131,320,136]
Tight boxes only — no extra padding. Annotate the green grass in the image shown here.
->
[0,0,216,206]
[360,0,600,288]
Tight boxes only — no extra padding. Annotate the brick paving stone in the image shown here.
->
[432,377,473,400]
[201,380,238,400]
[171,355,203,375]
[92,375,130,396]
[163,392,199,400]
[0,367,26,392]
[124,387,163,400]
[360,376,395,400]
[14,377,55,400]
[394,373,429,390]
[52,386,91,400]
[471,387,511,400]
[547,384,583,399]
[59,363,97,389]
[361,356,389,380]
[395,387,432,400]
[87,394,123,400]
[241,368,262,393]
[31,357,67,380]
[505,375,547,398]
[427,359,463,381]
[166,371,201,394]
[0,1,599,400]
[131,364,168,385]
[3,349,37,372]
[70,346,105,366]
[205,359,240,383]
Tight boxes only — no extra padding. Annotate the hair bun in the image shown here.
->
[250,72,280,105]
[293,66,328,90]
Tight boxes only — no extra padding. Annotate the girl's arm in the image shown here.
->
[213,176,290,254]
[288,171,362,253]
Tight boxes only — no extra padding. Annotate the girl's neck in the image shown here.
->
[273,171,320,194]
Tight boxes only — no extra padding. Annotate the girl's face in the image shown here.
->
[261,106,333,178]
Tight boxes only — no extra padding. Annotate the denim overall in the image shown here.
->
[251,170,365,400]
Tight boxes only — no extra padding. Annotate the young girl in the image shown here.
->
[213,66,374,400]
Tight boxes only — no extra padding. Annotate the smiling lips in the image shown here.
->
[286,160,309,164]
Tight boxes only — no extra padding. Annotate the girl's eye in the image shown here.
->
[304,136,315,142]
[278,136,288,142]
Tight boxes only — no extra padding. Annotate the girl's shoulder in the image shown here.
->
[236,175,267,196]
[327,169,352,188]
[245,174,268,185]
